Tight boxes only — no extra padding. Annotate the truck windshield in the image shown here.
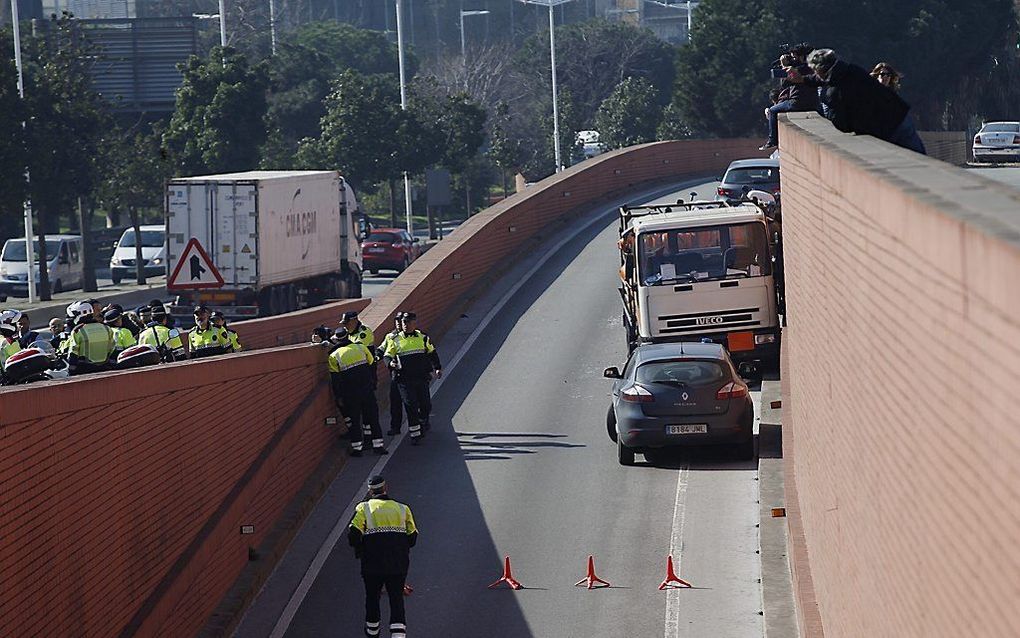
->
[2,239,62,262]
[638,223,771,285]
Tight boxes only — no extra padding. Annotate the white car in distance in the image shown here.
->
[973,121,1020,163]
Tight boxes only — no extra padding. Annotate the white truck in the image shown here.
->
[617,199,782,368]
[165,170,365,320]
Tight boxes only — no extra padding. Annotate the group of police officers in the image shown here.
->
[0,298,243,379]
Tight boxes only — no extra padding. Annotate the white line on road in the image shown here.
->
[665,466,691,637]
[260,180,707,638]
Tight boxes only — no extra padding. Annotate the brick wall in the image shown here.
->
[918,130,970,165]
[0,138,764,637]
[779,113,1020,638]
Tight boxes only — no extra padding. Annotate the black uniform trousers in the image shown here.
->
[363,573,407,633]
[340,391,384,451]
[388,377,404,432]
[396,377,430,438]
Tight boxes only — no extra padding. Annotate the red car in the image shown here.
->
[361,228,421,274]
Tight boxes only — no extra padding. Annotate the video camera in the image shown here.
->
[770,42,812,79]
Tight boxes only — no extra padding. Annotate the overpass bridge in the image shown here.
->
[1,117,1018,638]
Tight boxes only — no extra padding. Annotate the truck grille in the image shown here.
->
[658,307,761,334]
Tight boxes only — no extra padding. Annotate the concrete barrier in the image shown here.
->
[779,113,1020,638]
[0,138,764,637]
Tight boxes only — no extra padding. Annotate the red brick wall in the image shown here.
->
[0,139,764,638]
[779,113,1020,638]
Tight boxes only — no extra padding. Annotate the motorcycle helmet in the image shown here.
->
[66,300,93,320]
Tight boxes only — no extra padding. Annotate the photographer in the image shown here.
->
[761,45,819,150]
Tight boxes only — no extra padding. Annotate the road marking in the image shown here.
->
[665,466,690,637]
[260,180,709,638]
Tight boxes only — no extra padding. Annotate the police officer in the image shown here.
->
[210,311,243,353]
[102,306,137,359]
[383,312,441,445]
[348,475,417,638]
[189,305,229,359]
[342,310,374,349]
[329,327,387,456]
[138,305,186,362]
[377,311,406,436]
[0,311,22,373]
[66,300,116,375]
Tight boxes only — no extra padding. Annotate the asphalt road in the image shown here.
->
[236,179,765,638]
[969,165,1020,190]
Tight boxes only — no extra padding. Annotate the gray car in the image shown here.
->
[716,158,781,200]
[604,341,754,465]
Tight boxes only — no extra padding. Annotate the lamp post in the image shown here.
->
[9,0,36,302]
[459,9,490,89]
[395,0,414,235]
[517,0,573,172]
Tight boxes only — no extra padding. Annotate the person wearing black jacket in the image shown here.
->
[382,312,441,445]
[807,49,926,154]
[761,56,820,150]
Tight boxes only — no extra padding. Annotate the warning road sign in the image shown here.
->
[168,238,225,290]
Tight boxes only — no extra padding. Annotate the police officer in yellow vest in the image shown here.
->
[342,310,374,349]
[329,327,387,456]
[383,312,441,445]
[65,300,116,375]
[138,305,186,362]
[189,305,229,359]
[378,311,406,436]
[210,311,243,353]
[348,475,417,638]
[0,311,22,374]
[102,306,137,359]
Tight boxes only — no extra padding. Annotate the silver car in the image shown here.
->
[604,341,754,465]
[973,122,1020,163]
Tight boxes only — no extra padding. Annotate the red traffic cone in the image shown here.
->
[658,555,692,590]
[488,556,524,590]
[403,583,414,596]
[574,555,611,589]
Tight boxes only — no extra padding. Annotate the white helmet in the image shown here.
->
[66,300,93,320]
[0,309,18,335]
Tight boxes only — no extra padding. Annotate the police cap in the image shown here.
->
[151,305,168,319]
[340,310,359,322]
[333,327,351,341]
[367,475,387,493]
[102,307,123,322]
[402,311,417,321]
[193,305,210,315]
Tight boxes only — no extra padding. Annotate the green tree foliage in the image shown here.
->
[0,29,26,241]
[410,78,487,174]
[487,101,524,194]
[164,47,269,175]
[657,102,694,140]
[516,18,677,126]
[595,77,662,149]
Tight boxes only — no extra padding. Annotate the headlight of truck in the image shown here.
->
[110,258,121,266]
[755,334,776,345]
[152,258,163,265]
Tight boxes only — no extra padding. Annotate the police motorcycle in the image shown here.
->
[1,340,70,385]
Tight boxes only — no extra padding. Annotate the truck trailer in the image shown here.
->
[165,170,365,320]
[617,198,782,368]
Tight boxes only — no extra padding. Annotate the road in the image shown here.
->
[236,179,766,638]
[969,165,1020,190]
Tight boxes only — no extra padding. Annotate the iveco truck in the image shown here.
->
[165,170,365,320]
[617,199,781,366]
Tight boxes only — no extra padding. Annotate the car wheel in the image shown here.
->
[398,256,410,272]
[112,275,122,285]
[606,405,618,442]
[734,436,755,461]
[617,436,636,466]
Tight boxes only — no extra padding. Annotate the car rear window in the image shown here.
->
[981,123,1020,133]
[366,232,397,243]
[723,166,779,184]
[636,359,727,386]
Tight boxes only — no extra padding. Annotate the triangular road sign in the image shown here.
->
[168,238,225,290]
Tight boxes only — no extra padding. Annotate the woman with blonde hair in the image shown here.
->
[871,62,903,92]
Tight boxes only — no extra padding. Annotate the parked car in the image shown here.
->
[973,121,1020,163]
[717,158,781,200]
[361,228,421,274]
[604,341,755,465]
[0,235,84,300]
[577,130,604,159]
[109,225,167,284]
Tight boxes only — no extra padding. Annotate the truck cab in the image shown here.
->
[618,201,780,366]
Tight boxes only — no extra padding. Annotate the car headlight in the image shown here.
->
[111,258,121,266]
[152,258,163,265]
[755,334,776,345]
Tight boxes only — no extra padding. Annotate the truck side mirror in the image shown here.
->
[603,366,621,379]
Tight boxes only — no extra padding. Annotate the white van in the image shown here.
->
[109,225,167,284]
[0,235,84,300]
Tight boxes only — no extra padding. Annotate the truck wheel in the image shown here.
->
[351,272,362,298]
[617,437,636,466]
[606,405,618,442]
[286,285,297,313]
[112,275,122,285]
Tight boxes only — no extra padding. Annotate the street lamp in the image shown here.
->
[394,0,414,234]
[192,12,227,53]
[9,0,36,302]
[459,9,490,89]
[517,0,573,172]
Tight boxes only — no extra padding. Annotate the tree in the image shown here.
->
[0,28,26,244]
[488,102,524,196]
[163,47,269,175]
[657,102,694,140]
[595,77,662,150]
[21,14,109,300]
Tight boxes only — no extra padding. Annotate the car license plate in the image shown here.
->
[667,424,707,435]
[368,247,386,253]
